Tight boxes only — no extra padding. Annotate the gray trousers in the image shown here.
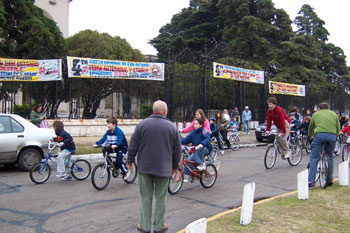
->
[276,121,291,154]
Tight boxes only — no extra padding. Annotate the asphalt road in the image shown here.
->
[0,138,344,233]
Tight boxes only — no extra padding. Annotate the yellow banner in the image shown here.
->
[213,62,264,84]
[0,58,62,81]
[269,81,305,96]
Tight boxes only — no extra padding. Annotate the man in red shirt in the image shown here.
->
[266,97,292,158]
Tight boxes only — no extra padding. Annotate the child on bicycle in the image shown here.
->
[181,118,212,182]
[210,117,224,155]
[228,116,239,130]
[53,121,76,180]
[94,116,130,178]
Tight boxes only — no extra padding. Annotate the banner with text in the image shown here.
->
[67,56,164,81]
[269,81,305,96]
[213,62,264,84]
[0,58,62,81]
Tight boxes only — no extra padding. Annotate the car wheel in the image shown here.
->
[256,137,263,142]
[18,148,42,171]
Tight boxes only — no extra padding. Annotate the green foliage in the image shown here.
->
[14,103,34,119]
[140,104,153,118]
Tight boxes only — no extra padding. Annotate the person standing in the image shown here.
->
[242,106,252,134]
[127,100,181,233]
[308,102,340,187]
[266,97,292,158]
[30,104,45,127]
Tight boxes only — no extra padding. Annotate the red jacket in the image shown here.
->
[266,106,291,134]
[341,124,350,135]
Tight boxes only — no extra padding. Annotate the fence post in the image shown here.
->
[297,169,309,200]
[185,218,207,233]
[339,159,349,186]
[240,182,255,225]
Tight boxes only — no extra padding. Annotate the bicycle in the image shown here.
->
[168,147,218,195]
[264,131,302,169]
[91,145,137,190]
[30,140,91,184]
[228,127,240,151]
[341,136,350,162]
[315,143,332,189]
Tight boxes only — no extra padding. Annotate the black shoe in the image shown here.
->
[308,182,315,188]
[327,181,334,186]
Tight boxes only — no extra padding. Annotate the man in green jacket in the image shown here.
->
[308,102,340,187]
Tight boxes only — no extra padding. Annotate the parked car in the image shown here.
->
[0,114,56,171]
[255,122,277,142]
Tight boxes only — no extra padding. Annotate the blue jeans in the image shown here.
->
[308,133,336,184]
[184,147,209,175]
[211,134,223,150]
[102,146,128,174]
[243,120,250,133]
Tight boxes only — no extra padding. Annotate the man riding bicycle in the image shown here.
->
[266,97,292,158]
[308,102,340,188]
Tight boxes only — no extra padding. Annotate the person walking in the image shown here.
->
[265,97,292,158]
[308,102,340,187]
[127,100,182,233]
[242,106,252,134]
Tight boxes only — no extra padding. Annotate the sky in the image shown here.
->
[69,0,350,64]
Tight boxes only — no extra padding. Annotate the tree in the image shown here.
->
[66,30,148,118]
[0,0,66,116]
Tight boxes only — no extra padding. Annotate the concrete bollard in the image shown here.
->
[339,159,349,186]
[240,182,255,225]
[298,169,309,200]
[185,218,207,233]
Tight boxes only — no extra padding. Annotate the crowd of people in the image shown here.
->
[27,98,349,233]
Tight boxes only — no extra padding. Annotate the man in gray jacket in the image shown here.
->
[127,100,181,233]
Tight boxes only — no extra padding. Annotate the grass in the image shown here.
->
[206,183,350,233]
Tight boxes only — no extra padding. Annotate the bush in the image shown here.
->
[141,104,153,118]
[14,104,34,119]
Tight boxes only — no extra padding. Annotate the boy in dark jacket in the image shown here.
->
[53,121,76,180]
[181,118,212,182]
[94,117,129,177]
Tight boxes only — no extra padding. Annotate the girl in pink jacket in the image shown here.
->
[181,109,211,134]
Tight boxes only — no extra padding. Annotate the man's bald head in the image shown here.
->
[153,100,168,116]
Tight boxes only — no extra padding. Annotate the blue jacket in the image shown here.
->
[181,127,212,153]
[210,123,218,136]
[96,126,128,150]
[55,129,76,152]
[291,118,300,131]
[242,110,252,121]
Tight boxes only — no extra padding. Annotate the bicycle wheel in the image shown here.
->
[342,144,350,162]
[334,141,341,156]
[288,144,302,166]
[230,135,240,151]
[264,145,277,169]
[71,159,91,180]
[91,163,111,190]
[305,139,311,154]
[168,168,183,195]
[315,160,321,183]
[200,164,217,188]
[30,162,51,184]
[123,162,138,184]
[319,155,329,189]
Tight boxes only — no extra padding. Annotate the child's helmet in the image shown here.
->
[210,117,216,121]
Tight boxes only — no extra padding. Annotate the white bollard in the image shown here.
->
[185,218,207,233]
[339,159,349,186]
[298,169,309,200]
[240,182,255,225]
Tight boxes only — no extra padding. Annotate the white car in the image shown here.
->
[0,114,56,171]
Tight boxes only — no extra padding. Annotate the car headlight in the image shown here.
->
[256,127,261,132]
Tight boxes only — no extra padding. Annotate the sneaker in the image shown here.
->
[124,170,132,180]
[220,150,225,155]
[197,163,206,170]
[62,176,73,181]
[247,132,250,135]
[284,150,292,158]
[154,223,169,233]
[183,176,192,183]
[308,182,315,188]
[56,174,65,178]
